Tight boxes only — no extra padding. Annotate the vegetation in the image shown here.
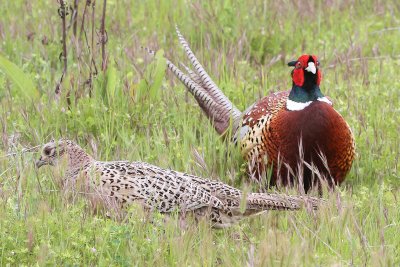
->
[0,0,399,265]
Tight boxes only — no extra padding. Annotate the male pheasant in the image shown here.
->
[145,27,355,192]
[36,139,322,228]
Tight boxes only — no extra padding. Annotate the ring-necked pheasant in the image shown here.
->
[144,27,355,192]
[36,139,323,228]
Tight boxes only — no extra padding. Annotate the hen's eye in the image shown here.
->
[44,148,52,156]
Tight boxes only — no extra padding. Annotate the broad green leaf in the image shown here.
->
[0,54,39,100]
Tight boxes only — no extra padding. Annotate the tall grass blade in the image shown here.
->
[106,57,117,103]
[149,49,166,100]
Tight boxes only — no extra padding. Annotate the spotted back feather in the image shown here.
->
[240,91,289,159]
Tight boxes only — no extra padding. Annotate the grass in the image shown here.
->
[0,0,399,265]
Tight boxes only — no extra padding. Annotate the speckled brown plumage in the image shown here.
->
[145,28,355,191]
[36,139,323,228]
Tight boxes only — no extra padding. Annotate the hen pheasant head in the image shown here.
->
[36,139,66,168]
[35,139,89,169]
[288,54,322,89]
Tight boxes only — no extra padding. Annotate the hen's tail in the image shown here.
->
[244,192,322,213]
[215,193,323,228]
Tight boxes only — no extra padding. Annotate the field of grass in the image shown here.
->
[0,0,399,265]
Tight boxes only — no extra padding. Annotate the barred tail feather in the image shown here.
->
[175,26,242,132]
[179,62,205,88]
[245,193,322,212]
[225,193,323,225]
[143,47,233,134]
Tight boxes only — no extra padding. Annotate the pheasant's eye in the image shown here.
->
[316,61,320,67]
[295,61,302,69]
[44,148,52,156]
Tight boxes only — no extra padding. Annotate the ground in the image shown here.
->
[0,0,399,265]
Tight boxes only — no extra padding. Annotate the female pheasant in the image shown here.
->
[145,27,355,192]
[36,139,322,228]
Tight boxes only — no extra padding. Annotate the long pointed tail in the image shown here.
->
[217,193,323,227]
[143,47,231,131]
[244,193,323,213]
[143,27,242,136]
[175,27,242,122]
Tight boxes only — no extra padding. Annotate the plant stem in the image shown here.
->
[100,0,107,71]
[73,0,79,37]
[56,0,68,97]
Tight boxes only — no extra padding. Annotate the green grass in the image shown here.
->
[0,0,399,265]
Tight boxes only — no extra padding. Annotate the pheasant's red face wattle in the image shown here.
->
[291,54,322,87]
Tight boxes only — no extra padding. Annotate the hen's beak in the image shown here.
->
[35,157,47,168]
[305,62,316,74]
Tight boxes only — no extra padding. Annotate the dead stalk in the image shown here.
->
[56,0,69,97]
[100,0,107,71]
[61,2,68,80]
[91,0,97,76]
[79,0,90,39]
[73,0,79,37]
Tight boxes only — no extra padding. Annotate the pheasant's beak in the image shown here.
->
[35,156,50,168]
[305,62,316,74]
